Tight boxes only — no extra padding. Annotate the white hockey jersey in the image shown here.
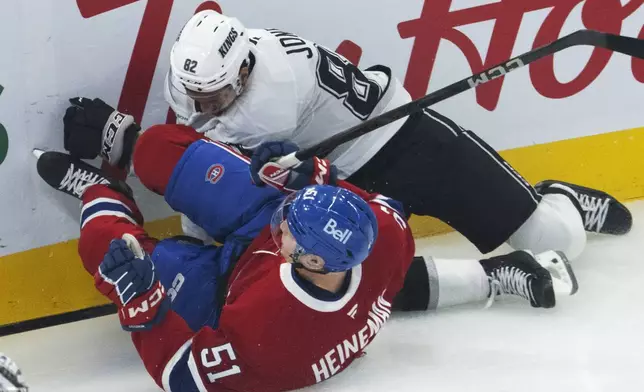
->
[164,28,411,178]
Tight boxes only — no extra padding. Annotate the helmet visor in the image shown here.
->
[186,84,237,115]
[169,73,238,115]
[270,192,298,250]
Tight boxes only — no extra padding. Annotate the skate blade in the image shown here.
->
[32,148,45,159]
[536,250,579,296]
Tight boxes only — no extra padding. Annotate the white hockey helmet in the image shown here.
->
[170,11,251,111]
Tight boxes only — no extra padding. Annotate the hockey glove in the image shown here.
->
[250,141,337,193]
[63,97,140,169]
[94,234,170,332]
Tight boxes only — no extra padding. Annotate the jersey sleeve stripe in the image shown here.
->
[80,210,138,229]
[187,350,209,392]
[210,140,251,163]
[82,197,133,213]
[161,338,194,392]
[80,198,137,228]
[370,195,405,217]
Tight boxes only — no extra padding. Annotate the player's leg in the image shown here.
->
[133,124,284,243]
[347,108,629,258]
[438,127,587,259]
[347,108,560,254]
[130,124,213,242]
[392,249,578,311]
[131,124,204,195]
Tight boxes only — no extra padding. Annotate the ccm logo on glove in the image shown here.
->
[124,283,166,320]
[102,112,127,160]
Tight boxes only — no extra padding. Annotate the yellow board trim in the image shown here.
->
[0,216,182,326]
[2,126,644,326]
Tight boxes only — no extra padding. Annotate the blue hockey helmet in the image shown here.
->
[270,185,378,272]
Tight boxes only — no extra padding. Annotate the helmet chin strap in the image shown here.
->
[233,51,254,96]
[232,75,244,95]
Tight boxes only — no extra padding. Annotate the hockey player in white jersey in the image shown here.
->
[160,10,632,261]
[165,13,406,176]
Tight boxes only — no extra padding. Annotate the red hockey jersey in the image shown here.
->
[131,183,415,391]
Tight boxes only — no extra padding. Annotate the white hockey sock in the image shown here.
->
[421,256,490,310]
[507,193,586,260]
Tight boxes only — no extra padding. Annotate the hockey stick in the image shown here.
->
[276,29,644,168]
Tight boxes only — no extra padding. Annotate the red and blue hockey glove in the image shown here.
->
[94,234,170,332]
[250,141,337,193]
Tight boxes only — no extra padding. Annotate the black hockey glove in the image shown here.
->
[63,97,140,169]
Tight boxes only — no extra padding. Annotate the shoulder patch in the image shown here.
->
[206,164,225,184]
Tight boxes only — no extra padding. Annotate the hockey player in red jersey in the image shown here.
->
[38,114,579,390]
[38,122,415,391]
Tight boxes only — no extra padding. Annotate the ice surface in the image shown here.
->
[2,202,643,392]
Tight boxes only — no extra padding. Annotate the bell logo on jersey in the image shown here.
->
[323,218,353,244]
[218,27,239,58]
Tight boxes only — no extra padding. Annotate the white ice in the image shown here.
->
[2,201,644,392]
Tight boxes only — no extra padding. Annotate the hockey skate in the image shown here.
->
[480,250,578,309]
[34,149,129,200]
[535,180,632,235]
[0,353,28,392]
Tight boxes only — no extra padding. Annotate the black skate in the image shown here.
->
[535,180,632,235]
[35,149,111,199]
[480,250,578,309]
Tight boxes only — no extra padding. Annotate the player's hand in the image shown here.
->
[250,141,337,193]
[249,141,299,186]
[94,234,170,332]
[63,97,139,168]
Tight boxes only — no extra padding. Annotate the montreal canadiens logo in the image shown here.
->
[205,164,225,184]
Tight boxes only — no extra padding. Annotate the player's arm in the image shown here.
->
[130,311,249,392]
[248,142,407,218]
[369,196,416,301]
[93,237,248,392]
[249,141,337,191]
[78,183,157,275]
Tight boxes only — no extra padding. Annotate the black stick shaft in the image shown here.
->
[294,29,644,161]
